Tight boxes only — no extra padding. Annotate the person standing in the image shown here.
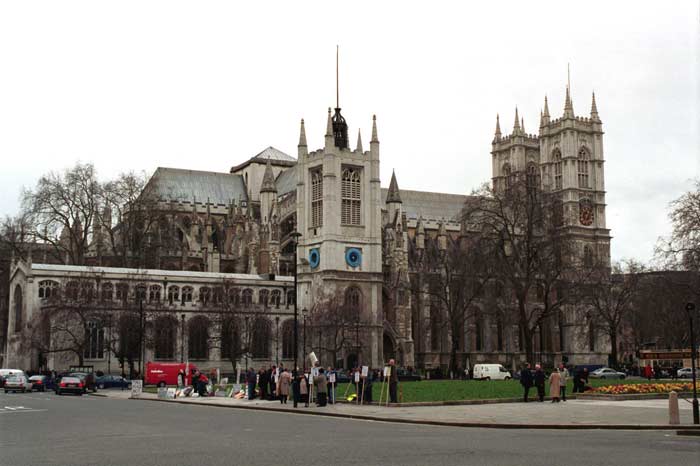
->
[315,368,328,407]
[278,368,291,404]
[388,359,399,404]
[549,368,561,403]
[534,365,546,402]
[246,368,257,400]
[520,363,533,402]
[558,364,569,401]
[177,369,185,389]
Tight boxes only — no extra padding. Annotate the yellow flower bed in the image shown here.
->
[592,383,693,395]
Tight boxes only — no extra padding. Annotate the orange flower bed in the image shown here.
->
[592,383,693,395]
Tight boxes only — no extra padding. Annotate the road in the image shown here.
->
[0,390,698,466]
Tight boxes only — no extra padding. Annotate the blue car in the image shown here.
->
[96,375,132,389]
[28,375,55,392]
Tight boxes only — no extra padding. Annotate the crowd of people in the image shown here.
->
[519,363,592,403]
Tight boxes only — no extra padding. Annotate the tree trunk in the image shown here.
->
[609,330,618,368]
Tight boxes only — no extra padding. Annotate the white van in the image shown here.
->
[472,364,512,381]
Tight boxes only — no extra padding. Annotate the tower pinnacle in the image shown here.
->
[494,113,502,140]
[590,91,600,121]
[513,107,521,134]
[386,169,402,204]
[298,118,307,147]
[356,128,363,152]
[371,115,379,143]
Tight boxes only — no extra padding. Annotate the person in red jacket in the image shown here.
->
[197,373,209,396]
[643,364,654,381]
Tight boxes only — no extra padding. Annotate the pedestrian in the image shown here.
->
[300,372,309,407]
[549,368,561,403]
[558,364,569,401]
[520,363,533,402]
[246,367,257,400]
[292,370,301,408]
[534,364,546,402]
[316,367,328,407]
[259,368,269,400]
[270,365,278,400]
[388,359,399,404]
[643,363,653,381]
[672,364,679,380]
[327,366,336,404]
[192,369,201,392]
[278,368,291,404]
[197,372,209,396]
[177,369,185,389]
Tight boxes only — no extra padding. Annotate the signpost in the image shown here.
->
[131,380,143,398]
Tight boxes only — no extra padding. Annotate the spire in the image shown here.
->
[386,169,402,204]
[298,118,307,147]
[325,108,333,137]
[521,117,525,135]
[494,113,502,140]
[590,91,600,121]
[260,159,277,193]
[564,86,574,118]
[542,95,550,126]
[371,114,379,143]
[513,107,521,134]
[356,128,363,153]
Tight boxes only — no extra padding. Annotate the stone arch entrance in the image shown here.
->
[346,353,358,369]
[383,333,396,362]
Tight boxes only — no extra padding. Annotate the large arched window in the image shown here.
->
[13,285,23,332]
[502,163,512,193]
[430,302,441,352]
[154,315,177,359]
[553,149,562,190]
[588,319,596,351]
[526,163,539,195]
[251,318,271,359]
[118,313,141,362]
[167,286,180,304]
[188,316,210,360]
[281,319,294,359]
[577,147,590,188]
[221,317,241,360]
[38,280,59,299]
[496,317,504,352]
[259,289,270,307]
[181,286,193,304]
[271,290,281,308]
[242,289,253,308]
[344,287,362,321]
[148,285,161,303]
[311,169,323,227]
[341,167,361,225]
[84,320,105,359]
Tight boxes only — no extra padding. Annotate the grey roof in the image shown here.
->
[146,167,248,205]
[275,167,297,196]
[381,188,470,221]
[230,146,297,173]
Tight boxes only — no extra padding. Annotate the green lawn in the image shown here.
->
[333,378,649,403]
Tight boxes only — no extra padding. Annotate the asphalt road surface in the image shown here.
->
[1,390,699,466]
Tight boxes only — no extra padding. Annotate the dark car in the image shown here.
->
[56,376,84,396]
[69,372,97,393]
[28,375,55,392]
[96,375,131,390]
[397,369,421,382]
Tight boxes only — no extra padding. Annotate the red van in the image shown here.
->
[145,362,199,387]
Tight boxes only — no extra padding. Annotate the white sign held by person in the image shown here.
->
[131,380,143,397]
[384,366,391,377]
[361,366,369,377]
[329,373,336,384]
[354,371,360,383]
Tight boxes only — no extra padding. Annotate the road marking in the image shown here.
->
[0,409,48,414]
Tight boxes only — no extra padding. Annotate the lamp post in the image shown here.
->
[180,313,186,363]
[275,316,280,366]
[290,230,302,373]
[685,302,699,424]
[302,308,308,371]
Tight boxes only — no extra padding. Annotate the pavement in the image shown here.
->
[1,390,699,466]
[101,389,700,429]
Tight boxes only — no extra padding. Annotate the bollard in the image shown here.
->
[669,391,680,425]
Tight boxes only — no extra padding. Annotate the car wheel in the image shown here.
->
[98,383,105,389]
[157,382,166,388]
[127,383,132,389]
[77,392,83,396]
[485,377,491,381]
[504,376,511,381]
[3,390,7,394]
[57,390,62,396]
[620,375,626,379]
[22,388,26,393]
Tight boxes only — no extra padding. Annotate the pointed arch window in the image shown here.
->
[155,316,177,359]
[578,147,590,188]
[553,149,562,190]
[251,318,271,358]
[502,163,513,194]
[168,285,180,304]
[281,319,294,359]
[271,290,281,308]
[242,289,253,308]
[188,315,210,360]
[38,280,59,299]
[526,163,540,195]
[14,285,23,332]
[84,320,105,359]
[259,289,270,307]
[311,170,323,227]
[181,286,193,304]
[341,167,361,225]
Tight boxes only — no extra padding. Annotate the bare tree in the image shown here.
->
[462,180,576,363]
[656,178,700,273]
[22,162,101,265]
[307,290,358,367]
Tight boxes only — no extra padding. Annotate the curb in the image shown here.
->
[677,430,700,436]
[128,396,700,431]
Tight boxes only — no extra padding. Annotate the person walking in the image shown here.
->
[558,364,569,401]
[278,368,291,404]
[300,372,309,407]
[388,359,399,404]
[316,368,328,407]
[549,368,561,403]
[520,363,533,402]
[534,364,546,402]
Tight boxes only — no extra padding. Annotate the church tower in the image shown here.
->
[295,57,383,367]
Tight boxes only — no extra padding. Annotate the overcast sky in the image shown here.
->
[0,1,698,263]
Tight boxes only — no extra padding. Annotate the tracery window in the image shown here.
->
[270,290,281,308]
[84,320,105,359]
[168,285,180,304]
[228,288,240,306]
[188,316,210,360]
[148,285,161,303]
[100,282,113,301]
[311,170,323,227]
[181,286,193,304]
[341,167,361,225]
[259,289,270,307]
[155,316,176,359]
[553,149,562,190]
[242,288,253,308]
[38,280,59,299]
[115,283,129,302]
[281,319,294,359]
[199,287,211,304]
[578,147,590,188]
[251,318,271,358]
[526,162,539,195]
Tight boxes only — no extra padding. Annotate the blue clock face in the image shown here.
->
[345,248,362,268]
[309,248,320,269]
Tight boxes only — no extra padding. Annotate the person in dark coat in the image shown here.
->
[315,368,328,407]
[292,370,302,408]
[191,370,200,392]
[246,368,256,400]
[389,359,399,404]
[520,363,533,402]
[258,368,268,400]
[534,364,546,402]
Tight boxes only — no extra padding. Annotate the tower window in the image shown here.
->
[311,170,323,227]
[526,163,539,195]
[502,163,513,194]
[341,167,361,225]
[553,149,562,190]
[578,148,590,188]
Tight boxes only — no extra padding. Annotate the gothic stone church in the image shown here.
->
[5,89,610,373]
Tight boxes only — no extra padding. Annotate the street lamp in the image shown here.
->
[275,316,280,366]
[302,308,308,370]
[685,302,699,424]
[290,230,302,373]
[180,313,186,363]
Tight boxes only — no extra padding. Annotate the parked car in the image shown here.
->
[28,375,54,392]
[55,376,84,396]
[4,374,32,393]
[0,368,24,388]
[678,368,699,379]
[96,375,132,389]
[332,371,351,384]
[590,367,626,379]
[69,372,97,393]
[473,364,512,381]
[145,362,199,387]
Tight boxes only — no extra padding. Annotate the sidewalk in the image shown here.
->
[96,389,700,430]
